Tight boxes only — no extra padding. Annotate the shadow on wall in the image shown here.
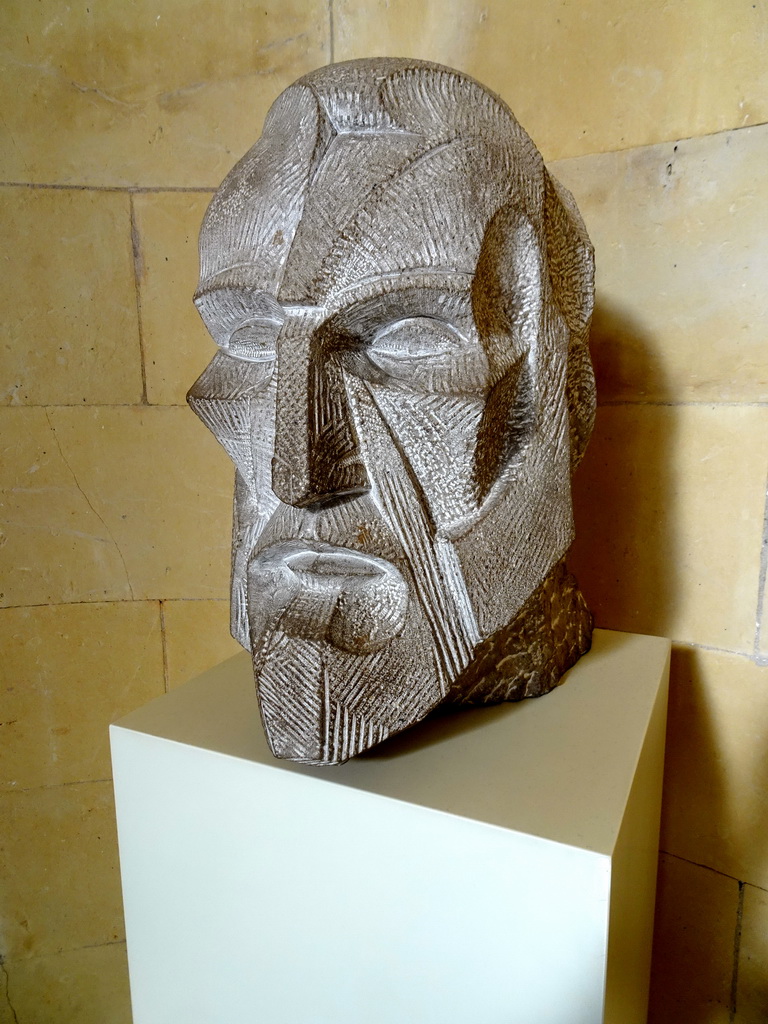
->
[647,848,736,1024]
[661,640,768,902]
[579,284,767,836]
[568,303,768,1019]
[568,299,679,639]
[650,646,736,1023]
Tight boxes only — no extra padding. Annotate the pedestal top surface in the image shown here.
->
[113,628,669,854]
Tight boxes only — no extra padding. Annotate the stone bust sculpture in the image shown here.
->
[188,58,595,765]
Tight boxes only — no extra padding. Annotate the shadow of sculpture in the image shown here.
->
[573,300,763,1020]
[360,696,525,761]
[568,299,680,640]
[648,644,733,1023]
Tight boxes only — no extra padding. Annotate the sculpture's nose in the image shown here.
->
[271,316,370,510]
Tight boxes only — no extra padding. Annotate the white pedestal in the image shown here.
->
[111,628,669,1024]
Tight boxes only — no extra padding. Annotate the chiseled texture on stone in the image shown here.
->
[189,58,595,764]
[446,560,592,706]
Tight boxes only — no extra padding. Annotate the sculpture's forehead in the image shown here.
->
[197,85,319,297]
[198,76,545,309]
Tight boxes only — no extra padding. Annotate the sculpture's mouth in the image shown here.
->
[284,548,387,585]
[247,541,410,656]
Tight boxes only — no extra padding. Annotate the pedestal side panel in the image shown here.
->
[111,728,611,1024]
[604,646,670,1023]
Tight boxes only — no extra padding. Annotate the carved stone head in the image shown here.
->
[189,58,595,764]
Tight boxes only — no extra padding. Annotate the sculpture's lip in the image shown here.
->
[284,547,386,581]
[252,540,398,584]
[247,540,410,658]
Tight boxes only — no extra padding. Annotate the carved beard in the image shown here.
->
[240,481,481,765]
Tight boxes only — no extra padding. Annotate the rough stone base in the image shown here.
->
[445,559,593,706]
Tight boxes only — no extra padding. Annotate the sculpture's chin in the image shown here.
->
[245,539,442,764]
[252,628,416,765]
[250,556,593,765]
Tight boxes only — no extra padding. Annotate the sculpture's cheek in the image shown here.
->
[364,383,486,534]
[188,350,279,518]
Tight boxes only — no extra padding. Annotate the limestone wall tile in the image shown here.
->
[551,124,768,403]
[162,599,241,690]
[1,407,232,607]
[0,782,124,960]
[660,647,768,890]
[0,1,330,188]
[735,884,768,1022]
[334,0,768,161]
[1,943,131,1024]
[132,192,215,405]
[648,853,737,1024]
[44,406,233,602]
[0,975,12,1024]
[759,512,768,659]
[569,404,768,652]
[0,603,164,791]
[0,408,135,607]
[0,188,142,406]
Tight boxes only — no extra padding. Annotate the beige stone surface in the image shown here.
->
[0,408,134,607]
[648,854,738,1024]
[661,647,768,890]
[0,602,164,791]
[162,599,241,690]
[759,555,768,659]
[0,188,142,406]
[569,404,767,652]
[552,124,768,403]
[736,884,768,1022]
[335,0,768,162]
[133,191,215,405]
[1,943,131,1024]
[0,782,124,960]
[0,1,329,188]
[0,406,232,608]
[0,977,12,1024]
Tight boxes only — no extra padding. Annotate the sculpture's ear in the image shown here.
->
[472,204,541,502]
[543,172,596,471]
[471,203,542,383]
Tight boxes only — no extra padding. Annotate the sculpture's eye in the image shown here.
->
[367,317,461,375]
[360,316,488,392]
[226,320,280,362]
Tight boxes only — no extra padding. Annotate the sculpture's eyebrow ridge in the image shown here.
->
[325,270,475,312]
[332,127,424,140]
